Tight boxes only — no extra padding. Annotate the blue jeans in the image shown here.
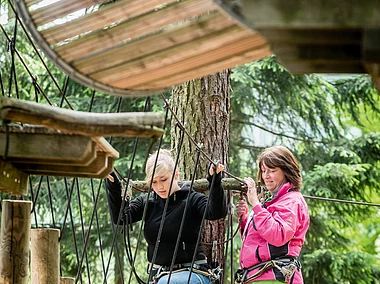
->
[155,270,210,284]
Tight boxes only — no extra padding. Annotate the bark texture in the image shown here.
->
[170,70,230,276]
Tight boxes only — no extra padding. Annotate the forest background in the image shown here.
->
[0,1,380,283]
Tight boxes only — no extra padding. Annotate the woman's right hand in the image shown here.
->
[236,198,249,221]
[107,174,114,182]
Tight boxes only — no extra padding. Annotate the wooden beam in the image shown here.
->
[0,200,32,284]
[13,152,112,178]
[271,44,362,62]
[258,28,362,45]
[218,0,380,29]
[0,97,164,138]
[0,159,29,196]
[363,28,380,63]
[0,131,96,166]
[277,61,366,75]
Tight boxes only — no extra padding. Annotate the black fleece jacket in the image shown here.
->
[105,171,227,266]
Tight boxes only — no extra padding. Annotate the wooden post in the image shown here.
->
[0,200,32,284]
[60,277,75,284]
[31,228,60,284]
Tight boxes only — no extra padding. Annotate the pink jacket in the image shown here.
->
[239,182,310,283]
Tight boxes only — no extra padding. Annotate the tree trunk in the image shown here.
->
[170,71,230,280]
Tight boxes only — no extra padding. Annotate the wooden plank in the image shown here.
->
[91,25,252,85]
[136,43,272,89]
[0,200,32,283]
[0,132,96,166]
[54,0,217,62]
[0,97,164,138]
[31,0,106,27]
[108,33,269,89]
[18,155,114,179]
[218,0,380,29]
[93,137,119,159]
[73,12,233,74]
[42,0,175,45]
[0,160,29,196]
[15,152,110,176]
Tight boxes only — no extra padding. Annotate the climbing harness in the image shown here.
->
[149,259,223,284]
[234,257,301,284]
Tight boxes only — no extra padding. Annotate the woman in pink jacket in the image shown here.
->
[235,146,310,284]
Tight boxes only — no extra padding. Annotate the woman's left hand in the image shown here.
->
[209,163,225,175]
[244,177,260,207]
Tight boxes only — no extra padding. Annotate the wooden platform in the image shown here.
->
[15,0,271,97]
[218,0,380,90]
[0,96,165,195]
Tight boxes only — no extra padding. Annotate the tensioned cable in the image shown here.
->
[148,125,186,282]
[103,97,153,284]
[64,178,83,284]
[7,0,74,109]
[90,179,107,280]
[75,180,105,284]
[186,161,221,284]
[75,178,92,283]
[46,176,56,228]
[0,72,5,96]
[126,105,170,284]
[168,149,201,283]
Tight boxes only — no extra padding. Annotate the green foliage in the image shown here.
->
[303,250,380,284]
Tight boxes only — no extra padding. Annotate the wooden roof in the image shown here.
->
[16,0,271,97]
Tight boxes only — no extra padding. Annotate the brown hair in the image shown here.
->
[145,149,177,182]
[257,146,302,191]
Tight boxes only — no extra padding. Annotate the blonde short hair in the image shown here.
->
[145,149,176,182]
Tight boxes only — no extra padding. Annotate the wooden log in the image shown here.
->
[31,228,60,284]
[60,277,75,284]
[0,97,164,138]
[132,178,244,193]
[0,200,32,284]
[0,131,96,166]
[0,159,29,196]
